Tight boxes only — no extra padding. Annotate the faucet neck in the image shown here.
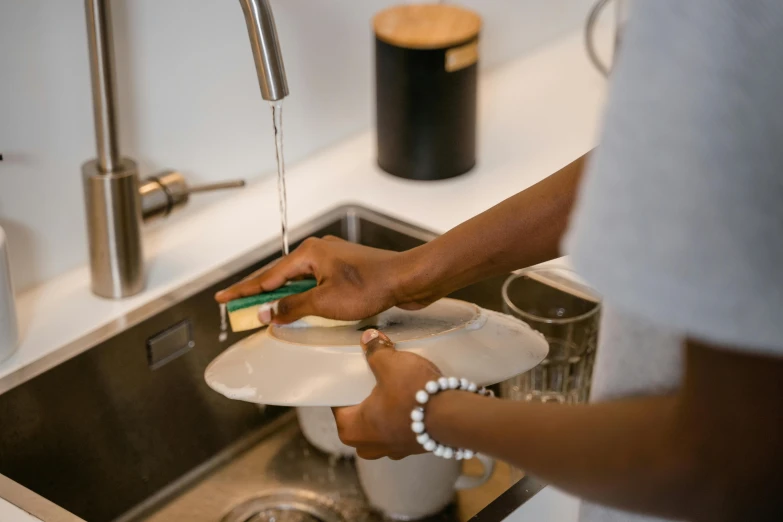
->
[85,0,121,173]
[238,0,289,102]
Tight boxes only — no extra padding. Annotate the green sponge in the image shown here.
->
[226,279,317,332]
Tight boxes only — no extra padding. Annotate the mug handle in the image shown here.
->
[454,453,496,490]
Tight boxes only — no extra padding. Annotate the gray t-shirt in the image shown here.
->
[562,1,783,520]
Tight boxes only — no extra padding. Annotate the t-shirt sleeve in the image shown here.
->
[563,0,783,355]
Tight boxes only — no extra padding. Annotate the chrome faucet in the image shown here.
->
[82,0,289,299]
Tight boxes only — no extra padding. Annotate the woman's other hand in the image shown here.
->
[332,329,443,460]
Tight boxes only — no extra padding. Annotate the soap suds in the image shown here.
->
[284,316,360,328]
[465,310,489,330]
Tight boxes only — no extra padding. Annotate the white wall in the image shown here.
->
[0,0,593,292]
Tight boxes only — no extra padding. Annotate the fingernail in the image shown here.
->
[361,329,379,344]
[258,301,278,324]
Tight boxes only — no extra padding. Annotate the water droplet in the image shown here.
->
[218,303,228,342]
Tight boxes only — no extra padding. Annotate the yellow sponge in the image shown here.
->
[226,280,316,332]
[225,280,361,332]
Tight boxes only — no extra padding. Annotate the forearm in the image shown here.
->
[401,153,588,301]
[343,331,783,518]
[427,392,698,520]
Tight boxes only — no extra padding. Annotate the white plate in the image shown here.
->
[205,298,548,407]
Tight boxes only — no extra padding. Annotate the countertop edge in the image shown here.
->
[0,475,84,522]
[470,476,547,522]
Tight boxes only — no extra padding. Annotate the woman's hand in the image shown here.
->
[333,329,443,460]
[213,155,587,325]
[214,236,437,324]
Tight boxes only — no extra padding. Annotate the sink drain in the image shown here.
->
[222,489,346,522]
[247,511,320,522]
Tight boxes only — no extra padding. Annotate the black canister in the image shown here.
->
[374,4,481,181]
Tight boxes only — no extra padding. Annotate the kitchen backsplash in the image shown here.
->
[0,0,592,292]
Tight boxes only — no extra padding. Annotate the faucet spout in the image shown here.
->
[239,0,289,102]
[82,0,286,298]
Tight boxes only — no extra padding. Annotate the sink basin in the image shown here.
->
[0,205,542,522]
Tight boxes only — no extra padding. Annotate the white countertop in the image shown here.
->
[0,498,41,522]
[0,29,605,520]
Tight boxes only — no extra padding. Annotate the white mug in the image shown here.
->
[357,452,495,520]
[296,406,356,457]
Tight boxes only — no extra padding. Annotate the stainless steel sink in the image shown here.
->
[0,205,542,522]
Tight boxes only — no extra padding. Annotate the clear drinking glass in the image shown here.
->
[500,266,601,405]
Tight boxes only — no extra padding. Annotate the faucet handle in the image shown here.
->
[140,170,245,222]
[186,179,246,194]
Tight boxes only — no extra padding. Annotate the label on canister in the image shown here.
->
[445,41,478,72]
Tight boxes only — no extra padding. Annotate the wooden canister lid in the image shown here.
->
[373,4,482,50]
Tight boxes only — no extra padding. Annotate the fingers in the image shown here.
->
[266,288,324,324]
[332,406,415,460]
[360,329,397,380]
[332,405,357,426]
[396,302,429,311]
[332,405,360,447]
[356,448,387,460]
[214,249,314,303]
[333,406,385,460]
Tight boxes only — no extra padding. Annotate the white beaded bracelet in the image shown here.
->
[410,377,494,460]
